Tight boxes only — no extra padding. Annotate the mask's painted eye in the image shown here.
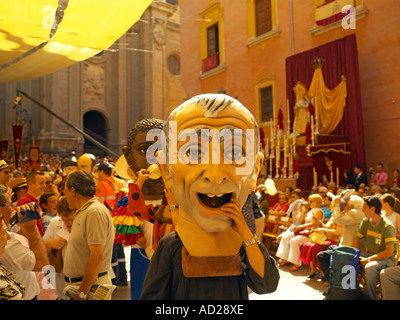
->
[184,145,204,162]
[224,146,245,165]
[138,146,149,154]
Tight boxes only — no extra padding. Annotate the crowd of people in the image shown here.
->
[0,95,282,301]
[1,141,400,301]
[0,152,127,300]
[260,162,400,300]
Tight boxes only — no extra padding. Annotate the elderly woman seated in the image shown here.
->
[265,192,290,233]
[276,194,324,271]
[299,217,342,279]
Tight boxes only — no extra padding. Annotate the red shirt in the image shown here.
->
[17,193,44,237]
[271,202,289,213]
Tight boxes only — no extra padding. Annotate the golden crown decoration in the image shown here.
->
[311,57,325,70]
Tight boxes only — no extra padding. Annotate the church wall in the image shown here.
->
[180,0,400,183]
[0,1,186,163]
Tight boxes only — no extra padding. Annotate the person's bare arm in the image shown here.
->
[75,244,104,299]
[17,207,49,271]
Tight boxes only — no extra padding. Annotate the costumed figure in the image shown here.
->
[293,82,311,136]
[61,152,78,176]
[140,94,280,300]
[58,152,78,196]
[77,153,97,174]
[113,118,165,300]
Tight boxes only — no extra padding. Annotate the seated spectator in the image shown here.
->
[285,187,294,198]
[288,191,302,214]
[380,264,400,300]
[310,185,319,195]
[265,192,289,232]
[353,195,397,300]
[316,195,365,284]
[43,196,75,299]
[278,201,309,241]
[371,184,383,197]
[300,217,342,279]
[39,192,58,233]
[318,186,328,200]
[357,187,366,198]
[390,187,400,212]
[321,192,333,222]
[294,188,306,201]
[327,181,337,195]
[392,169,400,188]
[336,186,345,196]
[0,185,49,300]
[269,192,290,216]
[380,194,400,239]
[276,194,324,271]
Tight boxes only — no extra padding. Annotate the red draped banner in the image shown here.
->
[286,34,366,172]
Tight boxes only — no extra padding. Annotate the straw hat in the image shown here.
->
[9,177,27,191]
[0,160,9,171]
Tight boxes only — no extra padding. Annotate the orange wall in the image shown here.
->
[180,0,400,180]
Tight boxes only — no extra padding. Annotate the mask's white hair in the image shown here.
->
[164,94,260,156]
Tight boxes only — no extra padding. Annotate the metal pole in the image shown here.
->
[17,90,119,158]
[290,0,295,55]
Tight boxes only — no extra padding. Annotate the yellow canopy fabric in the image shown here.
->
[308,67,347,135]
[0,0,152,83]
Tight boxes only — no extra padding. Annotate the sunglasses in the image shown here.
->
[0,203,13,208]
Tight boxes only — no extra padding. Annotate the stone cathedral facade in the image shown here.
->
[0,0,186,158]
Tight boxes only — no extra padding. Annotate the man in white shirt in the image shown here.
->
[0,185,49,300]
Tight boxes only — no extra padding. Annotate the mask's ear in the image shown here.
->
[122,146,138,180]
[249,152,264,191]
[156,150,173,190]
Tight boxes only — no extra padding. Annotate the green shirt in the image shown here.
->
[357,216,397,262]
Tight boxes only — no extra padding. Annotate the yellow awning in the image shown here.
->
[0,0,153,83]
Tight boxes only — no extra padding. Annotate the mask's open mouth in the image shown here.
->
[197,192,233,208]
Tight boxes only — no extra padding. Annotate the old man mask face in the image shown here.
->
[158,94,263,233]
